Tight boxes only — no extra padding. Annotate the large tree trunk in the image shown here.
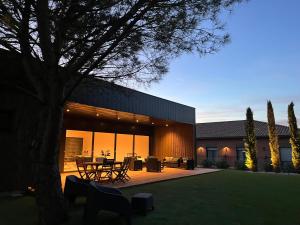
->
[34,82,67,225]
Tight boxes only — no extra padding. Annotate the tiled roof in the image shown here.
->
[196,120,290,139]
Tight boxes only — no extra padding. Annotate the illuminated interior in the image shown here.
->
[116,134,134,161]
[134,135,149,160]
[63,130,150,171]
[64,130,93,172]
[93,132,115,160]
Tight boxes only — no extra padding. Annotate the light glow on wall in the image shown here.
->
[93,132,115,160]
[135,135,149,159]
[116,134,133,161]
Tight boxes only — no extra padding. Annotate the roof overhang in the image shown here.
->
[65,101,182,127]
[68,78,195,125]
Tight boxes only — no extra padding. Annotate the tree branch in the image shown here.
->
[67,0,149,72]
[36,0,55,68]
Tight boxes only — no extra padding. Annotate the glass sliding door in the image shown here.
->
[206,147,218,162]
[63,130,151,171]
[64,130,93,172]
[93,132,115,161]
[134,135,149,160]
[236,147,246,162]
[116,134,133,161]
[280,148,292,162]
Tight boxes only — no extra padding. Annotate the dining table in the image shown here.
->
[83,161,123,182]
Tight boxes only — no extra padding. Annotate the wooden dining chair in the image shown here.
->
[75,157,96,181]
[96,164,113,183]
[112,157,131,183]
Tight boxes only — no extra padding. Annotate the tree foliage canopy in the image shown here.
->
[244,107,257,171]
[267,101,280,172]
[288,102,300,171]
[1,0,242,91]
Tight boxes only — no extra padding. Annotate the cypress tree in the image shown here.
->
[288,102,300,172]
[267,101,281,172]
[244,107,257,171]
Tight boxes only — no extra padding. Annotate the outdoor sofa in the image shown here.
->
[163,157,181,168]
[163,157,195,169]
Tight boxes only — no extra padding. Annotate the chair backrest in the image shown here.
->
[90,181,122,195]
[66,175,79,183]
[76,157,93,179]
[120,157,131,173]
[146,156,158,164]
[105,158,115,165]
[76,156,92,163]
[96,157,107,164]
[76,157,86,169]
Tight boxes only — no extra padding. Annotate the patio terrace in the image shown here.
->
[61,167,220,189]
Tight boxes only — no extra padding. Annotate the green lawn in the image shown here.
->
[1,170,300,225]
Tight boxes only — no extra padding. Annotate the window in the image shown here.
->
[64,130,93,172]
[206,147,218,161]
[236,147,246,162]
[134,135,149,159]
[280,148,292,162]
[93,132,115,160]
[116,134,134,161]
[63,130,150,171]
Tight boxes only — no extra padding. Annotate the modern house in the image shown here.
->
[0,50,196,191]
[196,120,291,169]
[60,78,196,172]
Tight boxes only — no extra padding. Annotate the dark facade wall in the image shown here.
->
[152,123,195,160]
[69,78,195,125]
[0,87,40,191]
[196,137,290,170]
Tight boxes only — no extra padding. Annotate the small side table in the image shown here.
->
[180,159,195,170]
[131,193,154,215]
[129,159,143,171]
[186,159,195,170]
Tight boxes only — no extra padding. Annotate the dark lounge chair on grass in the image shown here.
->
[84,181,132,225]
[64,175,90,204]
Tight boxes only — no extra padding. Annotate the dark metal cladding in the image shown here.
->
[69,78,195,125]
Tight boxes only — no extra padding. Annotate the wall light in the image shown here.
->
[197,147,204,153]
[223,147,230,152]
[96,113,99,117]
[66,109,70,112]
[136,120,139,123]
[165,124,169,127]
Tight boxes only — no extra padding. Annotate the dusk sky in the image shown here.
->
[141,0,300,125]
